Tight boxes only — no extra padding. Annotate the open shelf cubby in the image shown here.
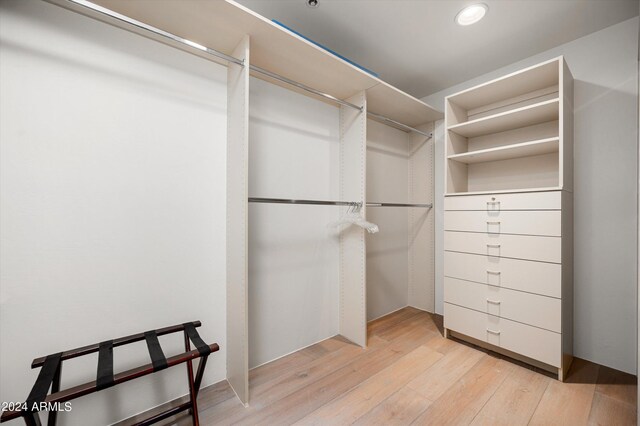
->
[445,57,572,195]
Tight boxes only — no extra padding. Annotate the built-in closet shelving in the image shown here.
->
[443,57,573,380]
[445,57,570,195]
[51,0,442,405]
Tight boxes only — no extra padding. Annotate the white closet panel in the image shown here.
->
[339,92,367,347]
[226,35,250,404]
[408,123,435,312]
[248,78,340,368]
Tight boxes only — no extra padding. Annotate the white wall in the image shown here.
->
[248,78,341,367]
[0,1,227,425]
[424,17,639,374]
[366,120,410,320]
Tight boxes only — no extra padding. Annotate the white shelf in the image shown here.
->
[445,187,563,197]
[446,58,560,111]
[447,98,559,138]
[64,0,442,125]
[448,137,559,165]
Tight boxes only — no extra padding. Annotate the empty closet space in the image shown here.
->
[248,78,341,368]
[366,119,435,320]
[2,1,639,425]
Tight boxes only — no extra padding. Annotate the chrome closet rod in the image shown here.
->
[367,202,432,208]
[367,112,433,138]
[249,198,432,209]
[248,197,359,207]
[251,64,433,138]
[249,66,433,138]
[58,0,433,138]
[249,65,364,111]
[60,0,244,66]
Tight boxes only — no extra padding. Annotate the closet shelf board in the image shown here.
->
[448,137,560,164]
[445,187,563,197]
[446,57,561,110]
[71,0,442,125]
[447,98,559,138]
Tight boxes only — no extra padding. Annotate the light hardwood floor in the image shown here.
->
[123,307,637,426]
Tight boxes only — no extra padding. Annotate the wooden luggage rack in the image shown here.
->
[0,321,219,426]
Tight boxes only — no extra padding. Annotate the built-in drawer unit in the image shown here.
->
[444,277,561,332]
[444,251,561,298]
[444,191,561,211]
[444,231,561,263]
[444,210,561,236]
[444,57,573,380]
[444,303,561,367]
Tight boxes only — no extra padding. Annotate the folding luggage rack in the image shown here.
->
[0,321,219,426]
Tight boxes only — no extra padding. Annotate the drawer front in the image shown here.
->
[444,231,561,263]
[444,277,561,332]
[444,251,561,298]
[445,191,561,211]
[444,303,561,367]
[444,210,561,236]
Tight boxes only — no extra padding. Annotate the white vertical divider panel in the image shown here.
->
[408,122,436,312]
[226,35,250,406]
[339,92,367,347]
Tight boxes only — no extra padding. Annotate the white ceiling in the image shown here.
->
[235,0,639,98]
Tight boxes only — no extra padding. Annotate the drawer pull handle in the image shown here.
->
[487,329,501,335]
[486,244,501,248]
[486,221,501,225]
[486,270,501,275]
[486,299,501,304]
[486,201,500,205]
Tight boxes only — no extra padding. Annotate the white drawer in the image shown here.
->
[444,210,561,236]
[444,303,561,367]
[444,277,561,332]
[444,191,561,211]
[444,231,561,263]
[444,251,561,298]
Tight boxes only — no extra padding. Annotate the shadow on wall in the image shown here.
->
[0,38,227,113]
[573,78,638,373]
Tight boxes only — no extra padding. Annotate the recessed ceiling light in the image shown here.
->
[455,3,488,26]
[307,0,319,8]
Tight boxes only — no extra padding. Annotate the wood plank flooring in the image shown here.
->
[121,307,637,426]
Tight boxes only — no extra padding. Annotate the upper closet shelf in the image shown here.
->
[51,0,442,127]
[447,98,559,138]
[446,58,560,111]
[448,137,559,164]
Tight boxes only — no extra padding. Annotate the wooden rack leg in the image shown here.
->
[47,362,62,426]
[193,356,208,399]
[23,412,42,426]
[184,335,200,426]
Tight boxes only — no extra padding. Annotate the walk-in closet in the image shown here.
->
[1,0,638,425]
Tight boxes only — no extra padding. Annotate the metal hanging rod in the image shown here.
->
[248,67,433,138]
[249,197,359,207]
[367,112,433,138]
[59,0,433,139]
[367,202,433,208]
[249,198,432,209]
[60,0,244,66]
[249,65,364,111]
